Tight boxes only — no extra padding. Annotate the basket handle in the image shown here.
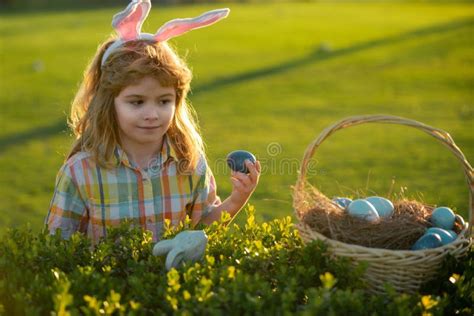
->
[296,114,473,234]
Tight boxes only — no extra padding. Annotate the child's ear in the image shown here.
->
[112,0,151,41]
[154,8,230,42]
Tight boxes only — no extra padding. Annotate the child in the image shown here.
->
[45,0,261,245]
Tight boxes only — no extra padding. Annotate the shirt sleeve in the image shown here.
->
[44,162,88,240]
[189,158,221,226]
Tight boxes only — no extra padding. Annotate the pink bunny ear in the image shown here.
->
[154,8,230,42]
[112,0,151,41]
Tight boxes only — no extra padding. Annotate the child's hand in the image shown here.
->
[229,159,261,206]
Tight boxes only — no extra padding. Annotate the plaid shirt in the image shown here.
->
[45,136,221,244]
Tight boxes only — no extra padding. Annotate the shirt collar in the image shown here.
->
[114,134,177,169]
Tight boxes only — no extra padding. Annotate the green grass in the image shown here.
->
[0,1,473,233]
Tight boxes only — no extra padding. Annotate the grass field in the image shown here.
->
[0,1,473,234]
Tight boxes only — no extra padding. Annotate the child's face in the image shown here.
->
[114,76,176,149]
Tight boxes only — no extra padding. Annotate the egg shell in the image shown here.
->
[226,150,256,174]
[332,197,352,209]
[365,196,394,218]
[447,229,457,237]
[347,199,380,222]
[425,227,457,245]
[431,207,456,230]
[411,233,443,250]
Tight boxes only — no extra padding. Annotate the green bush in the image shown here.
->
[0,205,472,315]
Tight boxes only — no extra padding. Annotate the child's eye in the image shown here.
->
[130,100,143,106]
[160,99,173,106]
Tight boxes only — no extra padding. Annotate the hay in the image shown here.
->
[293,183,463,250]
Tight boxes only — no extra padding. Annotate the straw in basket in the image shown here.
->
[293,114,473,294]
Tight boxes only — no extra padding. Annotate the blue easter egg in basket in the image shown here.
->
[365,196,394,218]
[431,207,456,230]
[332,197,352,209]
[411,233,443,250]
[426,227,457,245]
[347,199,380,222]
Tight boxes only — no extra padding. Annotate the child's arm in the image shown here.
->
[200,160,261,225]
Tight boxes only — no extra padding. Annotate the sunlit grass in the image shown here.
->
[0,1,473,232]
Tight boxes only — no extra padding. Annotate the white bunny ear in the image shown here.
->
[166,247,185,271]
[152,239,174,256]
[112,0,151,41]
[154,8,230,42]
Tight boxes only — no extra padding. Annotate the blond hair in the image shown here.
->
[68,38,205,174]
[68,39,205,173]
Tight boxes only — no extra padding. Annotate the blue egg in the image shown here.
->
[365,196,394,218]
[426,227,457,245]
[431,207,456,230]
[447,229,457,237]
[226,150,256,174]
[347,199,379,222]
[332,197,352,209]
[411,233,443,250]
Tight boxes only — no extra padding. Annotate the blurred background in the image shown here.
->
[0,0,473,234]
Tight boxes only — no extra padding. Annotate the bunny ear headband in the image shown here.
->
[101,0,230,66]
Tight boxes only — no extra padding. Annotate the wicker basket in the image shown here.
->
[293,114,473,294]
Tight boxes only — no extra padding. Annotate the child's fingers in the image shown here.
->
[245,160,260,184]
[231,170,252,186]
[231,174,256,194]
[232,173,252,188]
[231,177,245,191]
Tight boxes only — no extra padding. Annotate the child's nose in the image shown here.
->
[143,105,159,120]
